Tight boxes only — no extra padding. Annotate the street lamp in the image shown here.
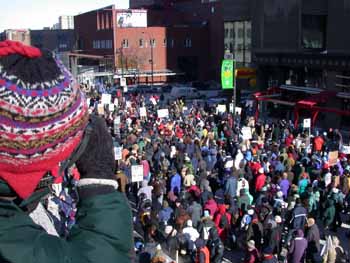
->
[142,31,154,87]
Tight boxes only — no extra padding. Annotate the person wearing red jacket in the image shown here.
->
[214,204,232,240]
[255,168,266,192]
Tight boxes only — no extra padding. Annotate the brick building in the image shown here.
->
[74,5,210,83]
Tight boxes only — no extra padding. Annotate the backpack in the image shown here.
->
[219,213,229,229]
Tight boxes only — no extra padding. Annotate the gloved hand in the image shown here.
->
[75,115,115,180]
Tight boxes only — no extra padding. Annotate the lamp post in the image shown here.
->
[142,31,154,87]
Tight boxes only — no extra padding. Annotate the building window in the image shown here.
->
[246,28,251,38]
[238,28,244,38]
[150,38,156,47]
[163,38,167,47]
[122,39,129,48]
[225,28,229,38]
[106,40,113,49]
[139,38,144,48]
[93,40,101,49]
[185,38,192,48]
[237,44,243,51]
[230,28,234,38]
[302,15,327,50]
[100,40,106,49]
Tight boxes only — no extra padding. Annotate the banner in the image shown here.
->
[131,165,144,182]
[140,107,147,117]
[114,147,122,160]
[157,109,169,118]
[101,93,112,105]
[221,59,235,90]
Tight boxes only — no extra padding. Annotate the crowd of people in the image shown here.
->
[90,88,350,263]
[0,40,349,263]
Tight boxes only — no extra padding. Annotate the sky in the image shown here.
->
[0,0,129,31]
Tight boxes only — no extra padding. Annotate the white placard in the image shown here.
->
[342,145,350,154]
[303,118,311,128]
[109,104,115,111]
[140,107,147,117]
[114,147,123,160]
[123,86,128,93]
[101,93,112,105]
[97,104,104,115]
[241,126,252,140]
[126,101,131,108]
[235,107,242,115]
[114,98,119,106]
[114,116,121,125]
[120,77,126,87]
[157,109,169,118]
[217,104,227,113]
[131,165,144,182]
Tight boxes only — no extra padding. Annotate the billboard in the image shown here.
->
[116,10,147,28]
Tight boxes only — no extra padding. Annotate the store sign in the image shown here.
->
[221,59,235,90]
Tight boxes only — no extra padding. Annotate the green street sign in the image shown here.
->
[221,59,235,89]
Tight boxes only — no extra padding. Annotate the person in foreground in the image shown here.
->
[0,40,133,262]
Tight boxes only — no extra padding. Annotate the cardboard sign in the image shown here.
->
[109,104,115,112]
[97,104,104,115]
[241,126,252,140]
[114,116,121,125]
[328,151,339,166]
[114,147,122,160]
[131,165,144,182]
[342,145,350,154]
[101,93,112,105]
[303,118,311,128]
[216,104,227,113]
[120,77,126,87]
[140,107,147,117]
[157,109,169,118]
[235,107,242,115]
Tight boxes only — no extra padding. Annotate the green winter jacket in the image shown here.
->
[0,191,133,263]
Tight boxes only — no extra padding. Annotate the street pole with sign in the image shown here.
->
[221,57,236,120]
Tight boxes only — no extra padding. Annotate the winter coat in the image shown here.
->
[279,179,290,198]
[170,173,181,193]
[214,204,232,240]
[289,230,308,263]
[255,173,266,192]
[323,200,336,228]
[204,199,218,217]
[291,204,307,230]
[306,224,321,254]
[224,176,237,198]
[0,191,133,263]
[187,202,202,228]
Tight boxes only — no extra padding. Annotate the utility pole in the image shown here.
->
[142,31,154,87]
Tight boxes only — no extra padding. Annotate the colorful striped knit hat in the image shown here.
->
[0,40,89,199]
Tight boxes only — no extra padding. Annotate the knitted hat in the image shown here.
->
[0,41,88,199]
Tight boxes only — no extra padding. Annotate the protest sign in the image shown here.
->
[328,151,339,166]
[131,165,144,182]
[108,104,115,112]
[101,93,111,105]
[114,147,122,160]
[114,98,119,106]
[97,104,104,115]
[120,77,126,87]
[241,126,252,140]
[157,109,169,118]
[216,104,226,113]
[342,145,350,154]
[114,116,121,125]
[303,118,311,128]
[140,107,147,117]
[235,107,242,115]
